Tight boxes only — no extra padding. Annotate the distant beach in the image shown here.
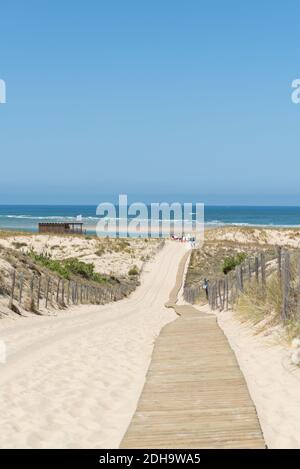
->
[1,205,300,234]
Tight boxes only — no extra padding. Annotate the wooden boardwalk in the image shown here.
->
[120,251,265,449]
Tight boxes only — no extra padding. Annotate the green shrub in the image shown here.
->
[111,239,131,252]
[28,250,107,283]
[222,252,246,274]
[12,242,27,249]
[128,266,139,276]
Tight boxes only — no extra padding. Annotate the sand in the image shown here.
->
[205,226,300,248]
[0,241,187,449]
[214,308,300,449]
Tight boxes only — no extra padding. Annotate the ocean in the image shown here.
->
[0,205,300,234]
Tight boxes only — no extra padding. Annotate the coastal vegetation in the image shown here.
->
[0,233,163,317]
[128,266,139,276]
[222,252,246,274]
[234,253,300,340]
[28,251,108,283]
[184,227,300,341]
[12,241,28,249]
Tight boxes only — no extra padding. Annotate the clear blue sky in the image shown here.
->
[1,0,300,204]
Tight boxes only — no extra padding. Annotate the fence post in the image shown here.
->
[61,280,65,306]
[255,257,259,283]
[277,246,282,282]
[248,258,251,281]
[37,276,42,310]
[214,282,217,310]
[56,279,60,303]
[213,282,217,309]
[281,251,291,321]
[208,283,212,308]
[76,283,79,304]
[71,282,74,303]
[208,283,211,308]
[211,282,214,309]
[19,272,24,305]
[213,282,216,309]
[51,280,55,304]
[220,278,224,310]
[236,266,243,292]
[260,252,266,289]
[45,277,50,308]
[29,274,35,311]
[240,265,244,291]
[225,275,229,310]
[9,269,16,309]
[227,272,232,307]
[67,280,70,305]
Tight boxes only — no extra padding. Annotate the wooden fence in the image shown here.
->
[184,246,300,321]
[6,239,166,314]
[7,269,133,314]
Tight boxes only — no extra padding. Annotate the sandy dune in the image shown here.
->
[205,226,300,248]
[0,234,161,277]
[0,241,187,449]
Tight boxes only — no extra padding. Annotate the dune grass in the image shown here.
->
[28,250,108,283]
[234,265,300,341]
[234,273,282,326]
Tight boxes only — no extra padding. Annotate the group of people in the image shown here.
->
[170,234,195,241]
[170,234,196,247]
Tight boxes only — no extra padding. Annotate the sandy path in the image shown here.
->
[0,241,187,449]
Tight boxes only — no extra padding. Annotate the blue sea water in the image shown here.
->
[0,205,300,234]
